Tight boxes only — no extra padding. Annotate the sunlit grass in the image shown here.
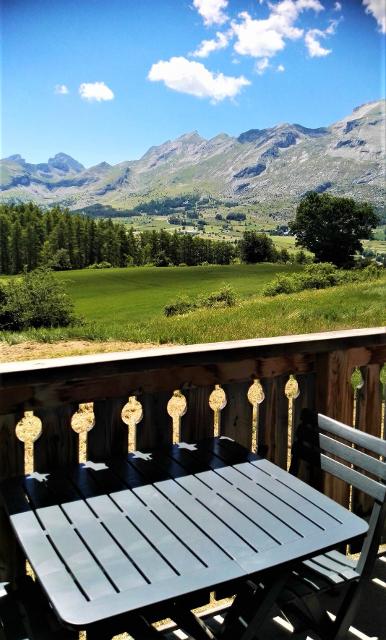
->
[1,273,385,346]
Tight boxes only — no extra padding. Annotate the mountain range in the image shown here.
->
[1,100,385,216]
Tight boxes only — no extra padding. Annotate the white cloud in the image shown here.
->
[256,57,270,74]
[305,19,338,57]
[333,1,342,11]
[193,0,228,25]
[148,56,250,102]
[277,64,286,71]
[363,0,386,33]
[79,82,114,102]
[191,31,230,58]
[231,0,324,60]
[305,29,331,56]
[54,84,69,95]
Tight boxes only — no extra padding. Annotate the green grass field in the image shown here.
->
[1,263,385,346]
[56,263,300,324]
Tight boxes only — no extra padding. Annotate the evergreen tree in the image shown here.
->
[0,215,11,274]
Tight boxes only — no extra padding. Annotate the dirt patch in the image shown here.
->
[0,339,163,363]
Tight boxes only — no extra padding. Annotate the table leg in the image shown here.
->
[219,571,290,640]
[171,604,216,640]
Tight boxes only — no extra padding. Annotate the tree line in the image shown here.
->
[2,193,372,275]
[0,202,238,274]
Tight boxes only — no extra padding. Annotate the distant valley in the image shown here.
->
[1,99,385,219]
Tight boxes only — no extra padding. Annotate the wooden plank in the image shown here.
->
[181,385,213,443]
[319,414,386,457]
[292,372,316,437]
[316,350,355,507]
[217,465,324,538]
[153,478,255,563]
[259,376,288,468]
[175,473,280,551]
[0,412,24,582]
[0,413,24,481]
[353,364,383,518]
[88,398,127,461]
[88,494,176,583]
[62,500,147,591]
[221,382,252,449]
[35,505,117,600]
[34,405,78,473]
[133,483,231,567]
[320,455,386,502]
[190,470,296,546]
[111,488,204,575]
[136,391,172,451]
[1,329,385,415]
[319,433,386,479]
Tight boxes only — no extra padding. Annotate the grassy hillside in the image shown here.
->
[57,263,300,324]
[1,264,385,345]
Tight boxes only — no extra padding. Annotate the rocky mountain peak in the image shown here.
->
[237,129,268,144]
[176,130,204,144]
[47,153,85,173]
[1,100,384,211]
[5,154,26,164]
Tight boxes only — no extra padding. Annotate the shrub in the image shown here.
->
[263,262,381,297]
[200,285,237,308]
[164,297,196,317]
[154,251,171,267]
[226,212,246,221]
[0,269,76,330]
[164,284,237,316]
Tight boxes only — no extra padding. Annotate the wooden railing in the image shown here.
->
[1,327,386,583]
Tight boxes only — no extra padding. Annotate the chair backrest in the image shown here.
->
[317,413,386,578]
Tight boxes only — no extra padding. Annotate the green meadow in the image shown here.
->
[1,263,385,345]
[57,263,300,324]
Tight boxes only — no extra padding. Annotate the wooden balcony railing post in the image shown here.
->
[315,350,355,507]
[0,413,24,582]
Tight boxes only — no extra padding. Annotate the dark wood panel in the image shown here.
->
[1,330,385,415]
[353,364,383,518]
[259,375,288,468]
[316,350,355,508]
[180,385,213,443]
[136,390,172,451]
[0,412,24,582]
[293,372,316,437]
[34,405,78,473]
[88,398,127,461]
[221,382,252,448]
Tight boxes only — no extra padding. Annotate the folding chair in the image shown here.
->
[276,411,386,640]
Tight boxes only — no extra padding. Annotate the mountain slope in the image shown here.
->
[1,100,385,214]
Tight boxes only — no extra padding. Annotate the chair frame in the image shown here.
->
[283,410,386,640]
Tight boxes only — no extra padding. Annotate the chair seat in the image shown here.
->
[280,550,360,605]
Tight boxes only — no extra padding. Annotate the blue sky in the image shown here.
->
[2,0,385,167]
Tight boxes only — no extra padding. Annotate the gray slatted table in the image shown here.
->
[0,437,368,634]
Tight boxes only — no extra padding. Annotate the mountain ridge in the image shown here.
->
[1,99,385,215]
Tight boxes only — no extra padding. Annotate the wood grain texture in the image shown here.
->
[316,350,356,507]
[293,373,316,438]
[180,386,213,443]
[259,375,289,469]
[353,364,383,518]
[34,405,78,473]
[136,391,173,451]
[1,330,385,415]
[0,412,24,582]
[0,413,24,481]
[88,398,128,461]
[221,382,253,448]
